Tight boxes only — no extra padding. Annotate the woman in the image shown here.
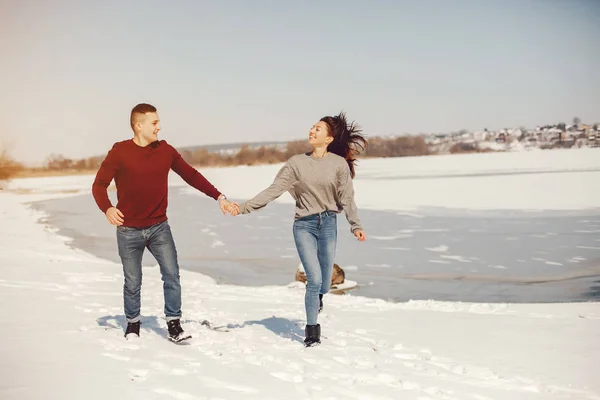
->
[230,112,367,347]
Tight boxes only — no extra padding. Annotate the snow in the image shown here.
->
[7,147,600,212]
[1,149,599,399]
[186,147,600,212]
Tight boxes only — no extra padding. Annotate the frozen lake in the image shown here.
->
[31,188,600,303]
[11,148,600,303]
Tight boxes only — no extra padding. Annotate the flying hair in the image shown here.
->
[320,111,368,178]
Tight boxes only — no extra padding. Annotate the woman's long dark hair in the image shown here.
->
[321,111,368,178]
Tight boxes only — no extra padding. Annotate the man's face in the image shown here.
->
[136,112,161,143]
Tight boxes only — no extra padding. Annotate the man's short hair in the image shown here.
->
[130,103,157,129]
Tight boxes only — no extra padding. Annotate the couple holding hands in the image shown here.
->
[92,103,367,346]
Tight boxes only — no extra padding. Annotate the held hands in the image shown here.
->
[105,207,124,226]
[228,202,240,216]
[218,196,240,216]
[218,197,231,215]
[354,229,367,242]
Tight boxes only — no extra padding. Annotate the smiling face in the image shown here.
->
[308,121,333,148]
[133,111,161,144]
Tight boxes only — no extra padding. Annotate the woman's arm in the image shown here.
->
[239,161,298,214]
[337,164,363,233]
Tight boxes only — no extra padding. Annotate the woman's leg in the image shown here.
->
[317,213,338,299]
[293,217,321,327]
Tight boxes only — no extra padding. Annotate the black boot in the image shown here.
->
[304,324,321,347]
[125,321,140,339]
[319,294,323,313]
[167,319,191,343]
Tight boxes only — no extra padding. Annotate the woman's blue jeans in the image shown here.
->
[293,211,337,326]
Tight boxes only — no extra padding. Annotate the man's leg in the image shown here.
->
[116,226,145,324]
[146,221,182,321]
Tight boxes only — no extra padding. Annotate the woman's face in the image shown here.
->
[308,121,333,147]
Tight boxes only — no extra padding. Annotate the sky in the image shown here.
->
[1,0,599,165]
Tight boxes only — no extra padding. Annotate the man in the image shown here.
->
[92,103,233,342]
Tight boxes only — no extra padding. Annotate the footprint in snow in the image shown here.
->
[129,369,149,381]
[332,356,351,365]
[101,353,130,362]
[394,353,418,360]
[198,377,259,394]
[271,372,303,383]
[99,338,140,351]
[171,369,188,376]
[151,388,201,400]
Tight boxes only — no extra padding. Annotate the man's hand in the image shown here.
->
[354,229,366,242]
[106,207,124,226]
[218,197,230,215]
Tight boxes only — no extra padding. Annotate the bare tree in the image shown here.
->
[0,141,23,183]
[45,154,74,170]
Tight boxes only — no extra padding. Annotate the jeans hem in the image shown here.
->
[126,315,141,323]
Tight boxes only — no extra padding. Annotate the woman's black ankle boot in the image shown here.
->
[304,324,321,347]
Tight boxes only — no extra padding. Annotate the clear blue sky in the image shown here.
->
[2,0,599,164]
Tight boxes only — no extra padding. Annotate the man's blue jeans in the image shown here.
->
[116,220,182,323]
[293,211,337,326]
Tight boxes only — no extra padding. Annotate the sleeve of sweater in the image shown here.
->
[336,164,363,233]
[239,161,298,214]
[169,144,222,200]
[91,143,119,214]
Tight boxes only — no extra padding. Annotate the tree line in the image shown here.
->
[35,135,436,172]
[1,134,498,182]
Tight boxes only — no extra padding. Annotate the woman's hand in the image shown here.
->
[354,229,366,241]
[218,196,240,216]
[228,202,240,216]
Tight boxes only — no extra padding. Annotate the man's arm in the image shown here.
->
[92,143,119,213]
[170,146,222,200]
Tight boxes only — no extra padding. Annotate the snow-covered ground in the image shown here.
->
[190,147,600,212]
[7,147,600,211]
[1,149,599,399]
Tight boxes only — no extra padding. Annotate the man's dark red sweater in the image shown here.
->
[92,139,222,228]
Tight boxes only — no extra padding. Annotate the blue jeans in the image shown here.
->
[293,211,338,326]
[116,220,182,323]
